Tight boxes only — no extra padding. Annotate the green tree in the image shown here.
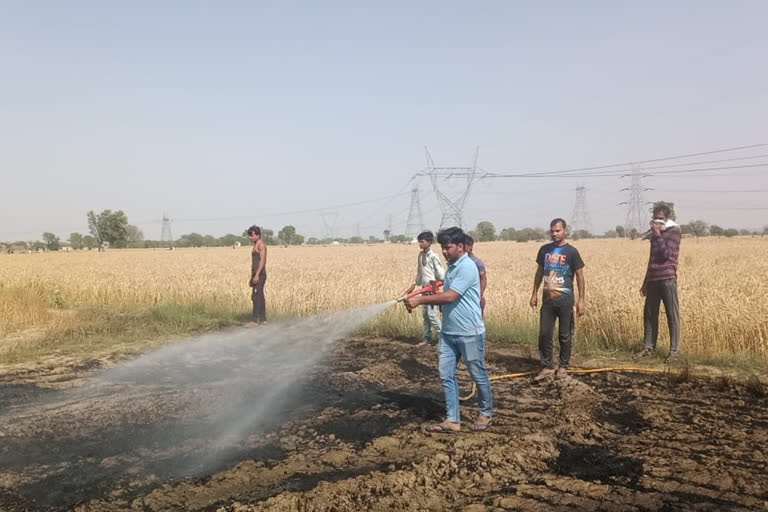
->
[499,227,517,241]
[262,229,275,244]
[87,210,129,249]
[475,221,496,242]
[572,229,592,240]
[126,225,144,248]
[42,232,60,251]
[724,228,739,237]
[82,235,97,249]
[179,233,205,247]
[709,225,724,237]
[616,225,626,238]
[689,220,709,238]
[69,232,84,250]
[220,233,246,246]
[278,225,296,245]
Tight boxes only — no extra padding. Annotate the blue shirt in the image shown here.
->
[442,253,485,336]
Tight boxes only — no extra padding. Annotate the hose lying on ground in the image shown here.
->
[459,366,672,401]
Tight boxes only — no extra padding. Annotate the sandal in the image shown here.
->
[426,423,459,434]
[472,418,493,432]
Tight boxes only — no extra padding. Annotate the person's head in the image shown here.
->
[464,234,474,254]
[436,226,466,263]
[652,204,671,222]
[247,225,261,243]
[417,231,434,251]
[549,218,567,244]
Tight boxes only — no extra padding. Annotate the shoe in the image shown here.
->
[416,340,430,347]
[533,368,555,382]
[555,367,568,380]
[634,348,653,360]
[665,352,679,364]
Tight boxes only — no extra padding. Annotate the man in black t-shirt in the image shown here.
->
[530,218,586,381]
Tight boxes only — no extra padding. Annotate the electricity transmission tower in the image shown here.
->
[620,169,652,234]
[384,214,393,242]
[405,187,425,239]
[160,212,174,248]
[422,146,481,229]
[570,184,593,235]
[320,210,338,240]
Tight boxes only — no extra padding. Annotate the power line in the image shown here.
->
[479,162,768,179]
[133,191,411,225]
[481,143,768,178]
[655,189,768,193]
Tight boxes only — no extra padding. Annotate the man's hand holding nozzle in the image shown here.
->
[404,295,422,312]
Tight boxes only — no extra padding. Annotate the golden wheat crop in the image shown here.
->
[1,238,767,360]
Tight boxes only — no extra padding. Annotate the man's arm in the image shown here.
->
[253,242,267,284]
[479,272,487,298]
[530,265,544,308]
[405,289,460,310]
[575,267,586,315]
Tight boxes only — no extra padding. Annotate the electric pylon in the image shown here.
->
[160,212,174,248]
[620,169,652,234]
[571,184,593,235]
[424,146,481,229]
[405,187,425,239]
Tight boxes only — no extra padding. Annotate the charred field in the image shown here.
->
[1,338,767,512]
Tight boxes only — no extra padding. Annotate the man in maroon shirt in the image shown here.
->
[635,204,681,362]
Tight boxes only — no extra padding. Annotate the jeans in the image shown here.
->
[643,278,681,352]
[422,305,441,342]
[438,333,493,423]
[538,300,574,368]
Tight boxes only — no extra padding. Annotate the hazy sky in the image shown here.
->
[2,0,767,242]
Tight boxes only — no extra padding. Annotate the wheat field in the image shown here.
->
[1,238,767,361]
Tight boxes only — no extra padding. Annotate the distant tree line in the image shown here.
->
[5,206,768,251]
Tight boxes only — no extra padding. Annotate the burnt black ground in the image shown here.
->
[1,338,767,511]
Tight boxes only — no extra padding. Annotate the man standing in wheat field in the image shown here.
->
[530,218,586,382]
[246,225,268,327]
[635,203,682,363]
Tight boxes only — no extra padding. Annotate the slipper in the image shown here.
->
[426,423,459,434]
[472,419,493,432]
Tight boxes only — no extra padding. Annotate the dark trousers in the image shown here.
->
[251,274,267,323]
[538,300,574,368]
[643,278,680,352]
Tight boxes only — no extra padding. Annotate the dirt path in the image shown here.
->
[1,338,767,511]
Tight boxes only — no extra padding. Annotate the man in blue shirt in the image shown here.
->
[405,226,493,433]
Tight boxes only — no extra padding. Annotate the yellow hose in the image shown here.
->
[459,366,672,401]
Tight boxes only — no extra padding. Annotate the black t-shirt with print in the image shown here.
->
[535,242,585,304]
